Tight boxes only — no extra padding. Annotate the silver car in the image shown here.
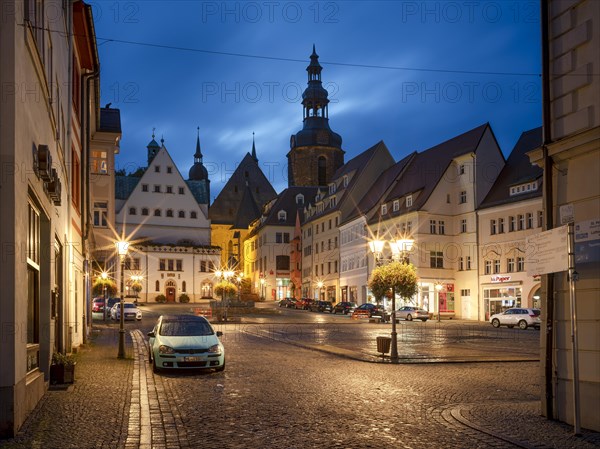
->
[489,308,540,330]
[396,306,429,322]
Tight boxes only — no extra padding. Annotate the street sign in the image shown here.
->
[526,225,569,276]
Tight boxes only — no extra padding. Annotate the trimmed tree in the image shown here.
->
[214,281,237,299]
[92,277,117,297]
[369,261,418,303]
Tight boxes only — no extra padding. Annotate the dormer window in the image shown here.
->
[406,195,413,207]
[329,183,336,194]
[510,181,538,196]
[155,165,160,173]
[330,197,336,208]
[296,194,304,205]
[381,204,387,215]
[343,175,348,187]
[393,200,399,212]
[459,164,465,175]
[278,210,287,222]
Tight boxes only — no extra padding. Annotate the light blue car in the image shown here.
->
[148,315,225,372]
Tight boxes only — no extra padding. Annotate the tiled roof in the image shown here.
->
[115,175,140,200]
[479,127,543,209]
[261,186,319,228]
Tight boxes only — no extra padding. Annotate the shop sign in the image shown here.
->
[491,275,511,283]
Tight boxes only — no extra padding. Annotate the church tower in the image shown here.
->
[287,45,344,187]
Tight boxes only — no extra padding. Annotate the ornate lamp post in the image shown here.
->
[115,240,130,359]
[368,237,414,364]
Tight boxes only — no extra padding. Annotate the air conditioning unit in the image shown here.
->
[47,168,62,205]
[37,145,53,182]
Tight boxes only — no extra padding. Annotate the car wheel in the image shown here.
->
[215,360,225,372]
[421,318,428,322]
[152,358,160,374]
[148,349,152,364]
[406,314,413,321]
[491,318,500,328]
[518,320,528,330]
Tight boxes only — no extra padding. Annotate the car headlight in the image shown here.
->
[158,345,175,354]
[208,344,221,354]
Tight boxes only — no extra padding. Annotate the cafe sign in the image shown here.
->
[491,275,511,283]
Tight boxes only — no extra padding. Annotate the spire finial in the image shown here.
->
[161,135,164,145]
[251,132,257,162]
[194,127,202,160]
[152,127,156,139]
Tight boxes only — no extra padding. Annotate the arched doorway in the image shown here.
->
[165,280,177,302]
[529,285,542,309]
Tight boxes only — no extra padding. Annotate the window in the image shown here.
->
[276,255,290,271]
[493,259,500,274]
[315,265,318,276]
[284,233,290,243]
[329,183,336,194]
[166,186,173,194]
[141,208,149,216]
[168,260,174,271]
[155,165,160,173]
[461,219,467,233]
[93,202,108,227]
[517,257,525,272]
[466,256,472,270]
[166,209,173,218]
[276,233,283,243]
[459,164,465,175]
[343,175,349,187]
[461,289,470,297]
[393,200,399,212]
[328,219,332,230]
[438,221,445,235]
[430,220,437,234]
[318,156,327,186]
[490,219,497,235]
[446,194,451,204]
[296,194,304,205]
[381,204,387,215]
[124,257,140,270]
[167,166,172,174]
[485,260,492,275]
[91,151,108,174]
[154,185,161,193]
[526,213,533,229]
[159,259,165,271]
[142,184,148,192]
[498,218,505,233]
[190,211,197,219]
[459,257,464,271]
[155,280,160,292]
[537,210,543,228]
[459,191,467,204]
[154,209,161,217]
[179,187,185,194]
[71,148,80,211]
[176,260,182,271]
[509,216,515,232]
[518,214,525,231]
[182,281,186,292]
[129,207,136,215]
[278,210,287,222]
[430,251,444,268]
[27,202,40,372]
[507,258,515,272]
[406,195,413,207]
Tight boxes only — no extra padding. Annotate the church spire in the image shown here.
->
[251,132,257,162]
[147,128,160,164]
[303,44,329,120]
[194,126,203,163]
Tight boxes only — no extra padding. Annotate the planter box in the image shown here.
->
[50,363,75,384]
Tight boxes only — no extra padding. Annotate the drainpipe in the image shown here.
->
[541,0,555,421]
[471,153,480,321]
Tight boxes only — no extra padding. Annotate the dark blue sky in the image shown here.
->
[93,1,542,201]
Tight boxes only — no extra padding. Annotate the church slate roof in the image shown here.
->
[209,152,277,227]
[186,180,210,205]
[479,127,543,209]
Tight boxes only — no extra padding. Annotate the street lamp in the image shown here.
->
[369,237,414,363]
[115,240,130,359]
[435,283,443,323]
[317,281,324,300]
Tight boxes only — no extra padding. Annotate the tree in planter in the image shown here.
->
[179,293,190,303]
[214,281,237,300]
[50,352,76,384]
[92,277,117,297]
[130,281,142,296]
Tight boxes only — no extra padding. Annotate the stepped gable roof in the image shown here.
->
[99,107,121,133]
[261,186,319,228]
[381,123,490,212]
[209,153,277,226]
[115,175,141,200]
[186,180,210,204]
[345,151,416,224]
[479,127,543,209]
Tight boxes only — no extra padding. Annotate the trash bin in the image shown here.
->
[376,336,392,355]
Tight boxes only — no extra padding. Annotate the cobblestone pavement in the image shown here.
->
[1,320,599,449]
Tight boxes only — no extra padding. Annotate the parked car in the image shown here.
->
[92,297,105,313]
[351,303,389,322]
[396,306,429,322]
[309,300,333,313]
[331,302,357,315]
[489,308,541,330]
[106,297,120,314]
[111,302,142,321]
[278,297,297,308]
[295,298,314,310]
[148,314,225,372]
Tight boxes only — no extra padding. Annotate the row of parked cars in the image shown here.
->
[278,298,431,322]
[92,297,143,321]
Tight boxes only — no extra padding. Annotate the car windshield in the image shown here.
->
[159,320,213,336]
[532,309,541,316]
